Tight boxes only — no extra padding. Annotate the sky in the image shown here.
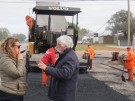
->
[0,0,135,37]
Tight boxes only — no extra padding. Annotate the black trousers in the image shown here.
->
[87,58,92,69]
[0,90,23,101]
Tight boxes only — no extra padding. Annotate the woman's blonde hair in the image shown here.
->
[1,37,19,61]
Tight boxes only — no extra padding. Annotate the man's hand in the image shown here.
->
[37,60,47,70]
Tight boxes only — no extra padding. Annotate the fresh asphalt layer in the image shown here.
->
[24,72,132,101]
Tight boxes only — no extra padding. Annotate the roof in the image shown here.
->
[33,6,81,16]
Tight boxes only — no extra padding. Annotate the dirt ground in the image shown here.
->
[77,45,127,59]
[92,45,127,51]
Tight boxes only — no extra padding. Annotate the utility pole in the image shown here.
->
[127,0,131,46]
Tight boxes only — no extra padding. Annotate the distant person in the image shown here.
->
[124,47,135,81]
[85,44,96,69]
[37,35,79,101]
[25,15,36,39]
[0,37,27,101]
[40,47,56,87]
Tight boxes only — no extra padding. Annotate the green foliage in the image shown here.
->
[78,28,90,40]
[12,33,26,42]
[75,44,116,51]
[0,28,10,41]
[131,17,135,35]
[67,22,90,41]
[75,44,87,51]
[106,10,135,37]
[67,22,76,27]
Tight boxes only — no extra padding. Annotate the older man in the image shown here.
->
[38,35,79,101]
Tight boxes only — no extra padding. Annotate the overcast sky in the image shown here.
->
[0,0,135,37]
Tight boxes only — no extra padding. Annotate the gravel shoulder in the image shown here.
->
[86,49,135,101]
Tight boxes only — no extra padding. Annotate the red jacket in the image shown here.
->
[41,47,56,65]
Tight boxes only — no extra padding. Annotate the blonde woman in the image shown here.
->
[0,37,26,101]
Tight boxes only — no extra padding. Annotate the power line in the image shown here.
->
[94,20,109,33]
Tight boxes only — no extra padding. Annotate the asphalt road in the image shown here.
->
[24,56,134,101]
[24,72,132,101]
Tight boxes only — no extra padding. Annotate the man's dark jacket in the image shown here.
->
[45,48,79,101]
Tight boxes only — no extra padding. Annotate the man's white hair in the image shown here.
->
[57,35,74,48]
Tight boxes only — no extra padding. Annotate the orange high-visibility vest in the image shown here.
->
[124,50,135,69]
[86,46,96,60]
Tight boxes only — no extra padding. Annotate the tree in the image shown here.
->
[78,28,90,40]
[12,33,27,42]
[0,28,10,41]
[106,10,135,38]
[67,22,90,40]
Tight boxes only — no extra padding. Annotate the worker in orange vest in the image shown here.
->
[85,44,96,69]
[124,47,135,81]
[41,47,56,86]
[25,15,36,39]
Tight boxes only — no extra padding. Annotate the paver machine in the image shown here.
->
[26,2,82,72]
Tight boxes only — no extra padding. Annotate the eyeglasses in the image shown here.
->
[14,45,21,49]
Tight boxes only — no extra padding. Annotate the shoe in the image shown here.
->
[121,75,126,82]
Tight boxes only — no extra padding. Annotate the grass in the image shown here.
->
[93,43,117,46]
[75,44,87,51]
[75,43,117,51]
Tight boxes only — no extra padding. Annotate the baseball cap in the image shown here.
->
[25,15,31,21]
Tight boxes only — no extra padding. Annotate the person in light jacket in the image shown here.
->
[0,37,27,101]
[38,35,79,101]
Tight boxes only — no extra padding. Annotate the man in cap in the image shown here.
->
[124,46,135,81]
[25,15,36,39]
[26,15,33,29]
[85,44,96,69]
